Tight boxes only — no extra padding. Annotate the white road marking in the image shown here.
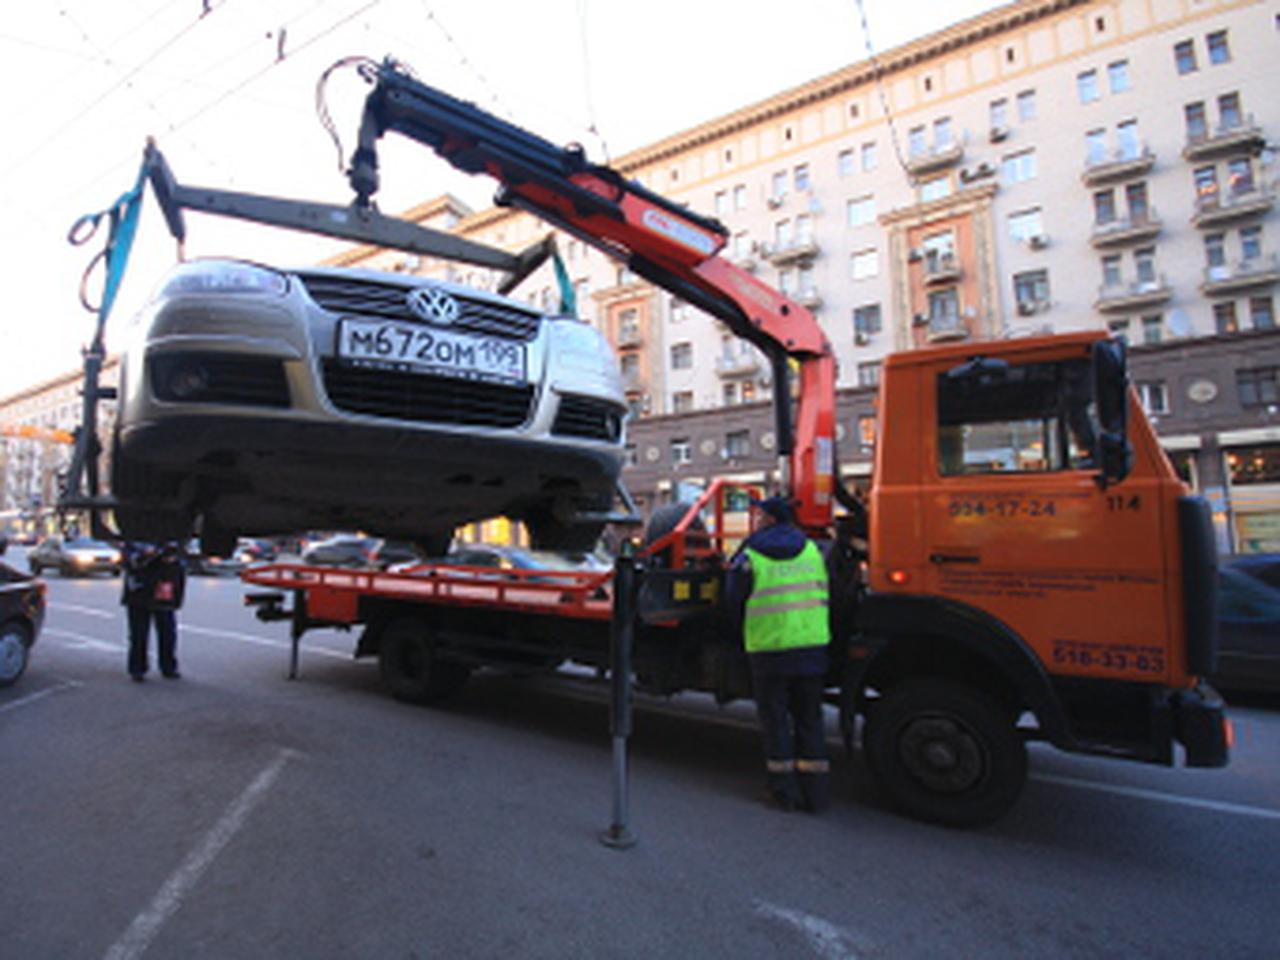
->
[1032,773,1280,821]
[0,679,82,714]
[753,901,870,960]
[102,748,297,960]
[50,601,117,619]
[180,624,351,660]
[45,628,124,654]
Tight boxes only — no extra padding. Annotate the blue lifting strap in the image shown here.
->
[552,248,576,317]
[69,155,149,326]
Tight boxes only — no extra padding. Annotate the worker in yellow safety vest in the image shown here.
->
[727,494,832,812]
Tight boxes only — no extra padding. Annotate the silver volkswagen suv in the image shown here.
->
[111,258,628,555]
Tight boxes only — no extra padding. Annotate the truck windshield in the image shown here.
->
[937,358,1097,476]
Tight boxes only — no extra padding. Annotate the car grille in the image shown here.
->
[150,353,290,407]
[322,360,534,428]
[552,395,624,443]
[298,274,541,342]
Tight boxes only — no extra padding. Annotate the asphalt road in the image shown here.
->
[3,558,1279,959]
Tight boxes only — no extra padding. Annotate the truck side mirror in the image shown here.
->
[1092,338,1133,488]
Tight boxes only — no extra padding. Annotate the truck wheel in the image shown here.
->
[378,618,471,705]
[0,621,31,687]
[863,678,1026,828]
[642,502,704,566]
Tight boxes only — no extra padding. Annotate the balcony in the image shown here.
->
[921,252,962,285]
[621,369,644,392]
[915,310,968,342]
[1095,275,1172,312]
[1081,145,1155,186]
[1183,116,1265,161]
[763,238,820,267]
[1201,252,1280,295]
[905,140,965,177]
[616,328,643,348]
[1089,210,1162,248]
[1192,184,1274,228]
[715,352,761,378]
[793,287,823,310]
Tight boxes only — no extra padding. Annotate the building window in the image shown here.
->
[714,190,729,217]
[624,443,638,467]
[989,98,1008,130]
[851,249,879,280]
[1205,233,1227,269]
[858,415,876,449]
[1093,189,1117,225]
[1077,69,1100,104]
[919,175,952,203]
[1174,40,1197,74]
[670,437,692,465]
[722,382,738,407]
[1237,368,1279,409]
[861,141,878,172]
[774,219,793,248]
[732,231,751,261]
[1125,182,1150,220]
[617,307,641,344]
[1226,445,1280,490]
[908,125,927,157]
[1013,270,1050,310]
[1241,225,1262,261]
[1142,315,1164,345]
[846,195,876,227]
[1226,157,1254,196]
[1008,208,1043,242]
[670,341,693,370]
[1107,60,1131,94]
[1218,92,1242,129]
[1194,165,1219,202]
[794,163,811,193]
[928,288,961,335]
[1001,149,1037,184]
[725,430,751,459]
[1251,297,1275,331]
[1102,254,1123,287]
[671,390,694,414]
[620,351,640,382]
[837,149,854,178]
[1085,128,1108,163]
[933,117,954,148]
[733,184,747,211]
[1215,301,1240,335]
[853,303,881,341]
[771,170,788,201]
[778,268,795,295]
[794,213,813,244]
[1116,120,1140,159]
[1107,318,1131,341]
[1017,89,1037,121]
[1184,101,1208,141]
[1137,381,1169,415]
[1207,30,1231,65]
[1134,247,1157,285]
[857,361,881,388]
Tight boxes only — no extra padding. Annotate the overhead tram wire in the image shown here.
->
[575,0,610,164]
[851,0,913,185]
[418,1,506,117]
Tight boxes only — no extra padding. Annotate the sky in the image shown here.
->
[0,0,1003,398]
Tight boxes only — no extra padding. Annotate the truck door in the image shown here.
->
[923,352,1172,684]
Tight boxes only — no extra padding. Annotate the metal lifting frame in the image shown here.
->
[347,60,848,532]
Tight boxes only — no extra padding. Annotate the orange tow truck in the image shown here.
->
[233,59,1229,826]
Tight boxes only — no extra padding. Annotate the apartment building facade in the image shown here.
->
[333,0,1274,552]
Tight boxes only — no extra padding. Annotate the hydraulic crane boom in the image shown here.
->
[348,60,846,531]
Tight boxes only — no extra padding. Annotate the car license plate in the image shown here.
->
[337,319,527,384]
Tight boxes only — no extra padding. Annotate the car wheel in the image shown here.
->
[0,621,31,688]
[863,678,1027,828]
[641,502,705,567]
[377,617,471,705]
[111,444,193,542]
[526,494,609,553]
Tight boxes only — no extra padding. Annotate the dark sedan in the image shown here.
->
[1212,565,1280,694]
[1,561,46,687]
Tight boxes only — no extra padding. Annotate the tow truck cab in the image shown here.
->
[853,331,1227,822]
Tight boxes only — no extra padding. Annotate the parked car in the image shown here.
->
[371,540,428,569]
[28,536,122,577]
[110,260,627,557]
[302,534,381,567]
[1212,566,1280,693]
[185,537,276,576]
[0,561,46,687]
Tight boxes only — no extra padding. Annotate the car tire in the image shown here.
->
[377,617,471,705]
[526,493,609,554]
[863,678,1027,828]
[111,444,193,543]
[642,502,705,567]
[0,621,31,688]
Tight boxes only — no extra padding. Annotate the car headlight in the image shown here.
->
[156,260,289,298]
[549,319,621,381]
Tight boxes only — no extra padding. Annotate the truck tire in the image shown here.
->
[863,678,1026,827]
[0,621,31,688]
[377,617,471,705]
[642,502,704,566]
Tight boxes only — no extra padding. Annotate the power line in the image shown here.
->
[575,0,610,162]
[852,0,912,183]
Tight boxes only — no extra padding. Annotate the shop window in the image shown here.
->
[1225,444,1280,484]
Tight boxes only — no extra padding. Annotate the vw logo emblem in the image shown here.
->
[406,287,460,326]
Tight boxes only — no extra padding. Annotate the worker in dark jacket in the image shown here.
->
[121,540,186,682]
[727,494,831,812]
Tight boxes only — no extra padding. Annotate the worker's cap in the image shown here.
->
[749,494,795,524]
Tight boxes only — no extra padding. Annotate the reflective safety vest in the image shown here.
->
[743,541,830,654]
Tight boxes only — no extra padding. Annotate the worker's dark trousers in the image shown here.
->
[751,668,830,811]
[127,605,178,677]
